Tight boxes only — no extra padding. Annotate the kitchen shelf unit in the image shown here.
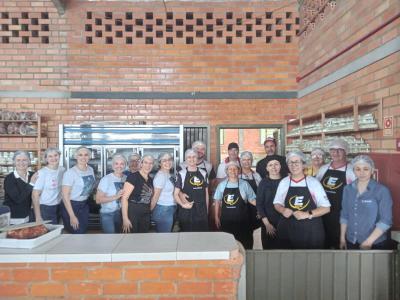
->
[0,114,44,176]
[286,99,382,154]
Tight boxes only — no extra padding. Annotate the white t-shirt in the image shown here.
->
[316,163,356,184]
[153,170,175,206]
[34,166,65,206]
[273,176,331,208]
[97,173,126,213]
[62,166,95,202]
[216,161,228,179]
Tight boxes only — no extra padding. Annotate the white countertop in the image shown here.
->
[391,231,400,244]
[0,232,238,263]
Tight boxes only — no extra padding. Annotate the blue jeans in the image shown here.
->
[100,210,122,233]
[152,204,176,233]
[40,204,60,225]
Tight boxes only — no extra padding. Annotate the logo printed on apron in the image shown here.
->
[189,175,203,187]
[223,193,240,206]
[288,195,310,210]
[322,176,343,190]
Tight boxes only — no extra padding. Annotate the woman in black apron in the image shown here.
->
[239,151,262,247]
[256,155,283,249]
[318,139,354,249]
[214,161,256,249]
[174,149,209,232]
[274,151,330,249]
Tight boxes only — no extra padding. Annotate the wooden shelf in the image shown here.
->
[0,114,43,169]
[285,98,382,151]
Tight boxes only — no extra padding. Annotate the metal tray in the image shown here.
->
[0,224,63,249]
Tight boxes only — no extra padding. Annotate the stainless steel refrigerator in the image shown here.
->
[59,124,183,230]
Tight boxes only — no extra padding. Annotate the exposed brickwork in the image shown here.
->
[0,98,297,167]
[0,253,244,299]
[297,0,400,228]
[0,0,68,91]
[0,0,299,167]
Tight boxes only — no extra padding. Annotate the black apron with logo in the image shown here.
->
[178,168,208,232]
[240,173,262,231]
[220,182,252,249]
[277,178,325,249]
[320,165,347,249]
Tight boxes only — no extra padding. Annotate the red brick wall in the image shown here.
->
[297,0,400,229]
[0,254,243,299]
[0,0,299,167]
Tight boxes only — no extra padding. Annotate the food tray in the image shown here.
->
[0,224,63,249]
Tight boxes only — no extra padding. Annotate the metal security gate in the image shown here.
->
[246,250,397,300]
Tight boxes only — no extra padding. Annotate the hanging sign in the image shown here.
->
[383,116,393,136]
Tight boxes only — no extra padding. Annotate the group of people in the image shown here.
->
[2,137,394,250]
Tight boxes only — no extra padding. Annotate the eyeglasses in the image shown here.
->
[288,160,302,166]
[311,154,323,159]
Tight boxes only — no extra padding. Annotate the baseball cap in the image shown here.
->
[228,142,239,150]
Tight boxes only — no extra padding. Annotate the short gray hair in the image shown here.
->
[44,147,61,160]
[192,140,206,150]
[140,154,154,164]
[351,155,375,171]
[184,148,197,160]
[128,153,141,161]
[111,153,127,167]
[13,150,31,163]
[74,146,91,159]
[158,152,173,163]
[240,151,253,161]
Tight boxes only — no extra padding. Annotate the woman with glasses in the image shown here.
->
[32,147,65,225]
[340,155,393,250]
[316,138,356,249]
[150,153,176,232]
[4,151,37,224]
[305,148,326,177]
[121,155,154,233]
[274,150,330,249]
[61,146,95,233]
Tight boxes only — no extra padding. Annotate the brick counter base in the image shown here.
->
[0,253,243,299]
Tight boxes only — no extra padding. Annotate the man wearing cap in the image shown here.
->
[316,138,356,249]
[256,137,289,179]
[216,142,240,183]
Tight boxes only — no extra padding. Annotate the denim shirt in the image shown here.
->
[340,179,392,245]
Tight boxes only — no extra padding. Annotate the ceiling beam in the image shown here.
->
[51,0,65,16]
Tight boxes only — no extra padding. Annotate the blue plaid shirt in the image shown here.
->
[340,179,392,245]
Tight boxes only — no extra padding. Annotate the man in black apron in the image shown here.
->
[317,139,355,249]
